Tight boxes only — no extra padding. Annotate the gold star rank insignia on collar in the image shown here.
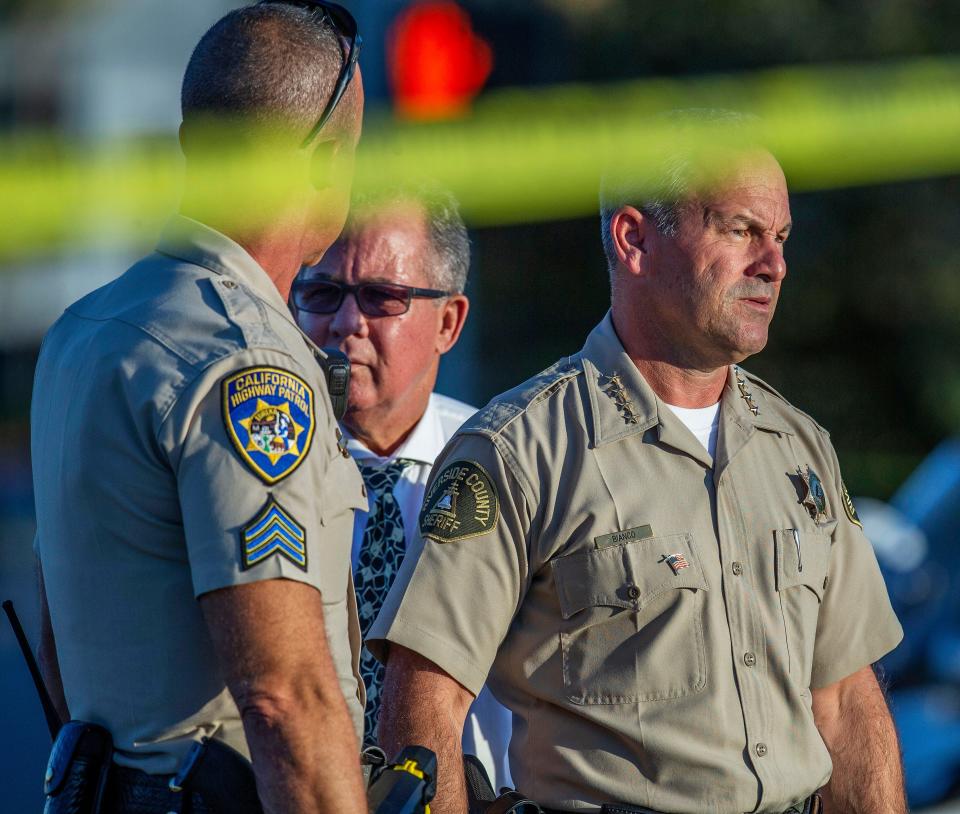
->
[734,367,760,416]
[599,372,639,425]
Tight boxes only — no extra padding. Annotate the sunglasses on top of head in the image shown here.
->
[257,0,362,149]
[291,278,453,317]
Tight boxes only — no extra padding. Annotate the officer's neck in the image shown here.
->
[343,393,431,458]
[632,359,726,408]
[611,308,729,408]
[178,204,335,303]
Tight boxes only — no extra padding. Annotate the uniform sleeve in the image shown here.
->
[159,347,364,599]
[810,441,904,688]
[366,432,531,696]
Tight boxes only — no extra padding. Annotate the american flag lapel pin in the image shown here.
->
[660,553,690,575]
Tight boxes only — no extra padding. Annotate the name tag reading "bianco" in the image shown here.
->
[594,524,654,549]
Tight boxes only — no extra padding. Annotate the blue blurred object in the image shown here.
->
[858,497,940,681]
[891,686,960,808]
[892,438,960,685]
[857,438,960,809]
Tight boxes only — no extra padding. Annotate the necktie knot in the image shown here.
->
[358,458,413,494]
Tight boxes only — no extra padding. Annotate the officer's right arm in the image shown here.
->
[370,432,533,814]
[163,350,365,813]
[199,581,363,813]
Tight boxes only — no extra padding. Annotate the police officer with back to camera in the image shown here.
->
[369,113,908,814]
[31,2,369,811]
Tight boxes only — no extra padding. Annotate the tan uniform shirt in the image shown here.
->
[368,312,903,813]
[32,216,366,774]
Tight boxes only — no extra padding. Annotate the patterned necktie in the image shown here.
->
[355,458,413,745]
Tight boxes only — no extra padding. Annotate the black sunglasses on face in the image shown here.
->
[257,0,363,149]
[292,279,453,317]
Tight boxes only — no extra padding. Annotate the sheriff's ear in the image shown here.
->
[610,205,649,277]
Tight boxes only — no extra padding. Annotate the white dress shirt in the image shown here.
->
[345,392,513,790]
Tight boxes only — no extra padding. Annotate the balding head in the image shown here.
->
[180,2,361,149]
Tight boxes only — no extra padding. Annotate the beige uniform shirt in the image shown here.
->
[32,216,366,774]
[369,312,902,813]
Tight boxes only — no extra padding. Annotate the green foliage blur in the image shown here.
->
[463,0,960,499]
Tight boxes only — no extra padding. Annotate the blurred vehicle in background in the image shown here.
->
[860,438,960,809]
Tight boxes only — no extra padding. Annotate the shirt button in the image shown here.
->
[221,279,237,289]
[626,584,641,600]
[743,652,757,667]
[756,742,768,757]
[732,561,743,576]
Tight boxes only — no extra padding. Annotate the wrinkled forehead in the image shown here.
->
[682,148,790,221]
[300,198,433,282]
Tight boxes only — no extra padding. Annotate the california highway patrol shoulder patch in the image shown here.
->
[241,496,307,571]
[419,460,499,543]
[222,366,315,484]
[841,480,863,529]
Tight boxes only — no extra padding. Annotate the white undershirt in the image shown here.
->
[664,401,722,458]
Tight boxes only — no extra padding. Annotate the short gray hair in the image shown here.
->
[181,4,353,143]
[352,186,471,294]
[599,109,760,276]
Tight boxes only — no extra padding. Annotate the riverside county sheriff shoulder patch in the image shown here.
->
[419,460,499,543]
[841,480,863,529]
[222,366,315,485]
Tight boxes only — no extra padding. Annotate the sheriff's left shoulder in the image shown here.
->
[739,366,831,439]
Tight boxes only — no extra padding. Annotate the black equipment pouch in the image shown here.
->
[44,720,113,814]
[463,754,541,814]
[317,347,351,421]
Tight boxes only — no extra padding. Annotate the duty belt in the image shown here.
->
[541,793,822,814]
[101,739,263,814]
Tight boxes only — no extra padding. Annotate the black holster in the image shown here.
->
[463,754,541,814]
[43,721,114,814]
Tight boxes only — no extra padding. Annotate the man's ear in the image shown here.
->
[610,205,649,277]
[309,138,339,190]
[436,295,469,355]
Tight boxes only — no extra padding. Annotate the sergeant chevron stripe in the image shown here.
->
[241,497,307,571]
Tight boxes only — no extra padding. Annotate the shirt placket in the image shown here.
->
[714,417,779,808]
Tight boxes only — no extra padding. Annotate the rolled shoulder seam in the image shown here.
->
[154,345,304,445]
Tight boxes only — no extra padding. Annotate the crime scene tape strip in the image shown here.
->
[1,56,960,262]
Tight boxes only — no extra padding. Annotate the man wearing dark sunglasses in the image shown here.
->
[291,188,512,788]
[31,3,369,812]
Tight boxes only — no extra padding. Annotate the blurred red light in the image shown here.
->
[387,1,493,121]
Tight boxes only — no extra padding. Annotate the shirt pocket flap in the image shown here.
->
[553,532,708,619]
[775,528,832,600]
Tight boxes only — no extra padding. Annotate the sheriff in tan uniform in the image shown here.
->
[32,216,366,774]
[369,129,905,813]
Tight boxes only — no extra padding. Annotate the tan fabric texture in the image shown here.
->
[32,216,367,774]
[368,312,902,813]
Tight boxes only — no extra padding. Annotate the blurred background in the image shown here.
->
[2,0,960,809]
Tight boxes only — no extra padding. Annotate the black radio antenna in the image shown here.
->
[3,599,63,740]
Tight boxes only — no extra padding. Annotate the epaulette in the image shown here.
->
[739,367,830,436]
[461,357,583,436]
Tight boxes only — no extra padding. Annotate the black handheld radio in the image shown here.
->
[317,346,351,421]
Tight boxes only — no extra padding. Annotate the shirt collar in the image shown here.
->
[581,311,792,457]
[341,394,442,466]
[155,215,293,319]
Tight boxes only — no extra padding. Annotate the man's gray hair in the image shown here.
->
[352,186,471,294]
[599,109,760,276]
[181,4,351,143]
